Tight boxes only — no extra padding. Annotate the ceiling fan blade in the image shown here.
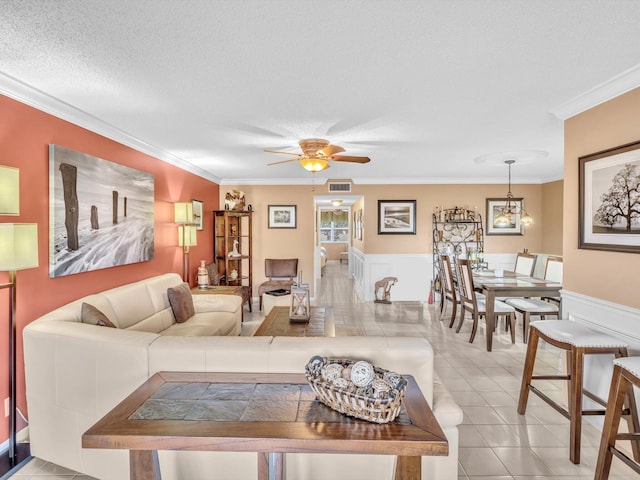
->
[320,145,346,156]
[330,155,371,164]
[264,149,301,156]
[267,158,300,166]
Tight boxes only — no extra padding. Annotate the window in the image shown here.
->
[320,209,349,242]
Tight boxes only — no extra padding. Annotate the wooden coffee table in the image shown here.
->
[82,371,448,480]
[254,306,335,337]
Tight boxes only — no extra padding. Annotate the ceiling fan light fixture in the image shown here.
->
[299,157,329,172]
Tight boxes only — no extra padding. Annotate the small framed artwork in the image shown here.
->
[579,140,640,253]
[378,200,416,235]
[268,205,297,229]
[486,198,524,235]
[192,199,204,230]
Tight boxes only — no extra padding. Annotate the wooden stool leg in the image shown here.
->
[594,364,627,480]
[518,327,539,414]
[569,346,584,464]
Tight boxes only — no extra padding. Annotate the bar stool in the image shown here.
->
[517,319,629,464]
[594,357,640,479]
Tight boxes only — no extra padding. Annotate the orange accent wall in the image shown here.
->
[564,87,640,307]
[0,94,219,438]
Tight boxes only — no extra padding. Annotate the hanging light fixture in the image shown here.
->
[299,156,329,172]
[330,199,343,207]
[494,160,534,227]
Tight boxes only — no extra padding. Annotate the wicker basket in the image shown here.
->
[304,356,407,424]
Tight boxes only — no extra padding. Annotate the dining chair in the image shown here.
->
[514,251,537,276]
[541,256,563,305]
[505,256,562,342]
[439,255,459,328]
[455,258,516,344]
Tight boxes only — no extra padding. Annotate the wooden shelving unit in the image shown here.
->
[213,210,252,292]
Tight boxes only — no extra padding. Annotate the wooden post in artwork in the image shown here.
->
[124,197,128,217]
[90,205,99,229]
[59,163,79,251]
[112,191,119,225]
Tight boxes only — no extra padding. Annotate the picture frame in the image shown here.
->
[378,200,416,235]
[268,205,297,229]
[485,198,524,235]
[191,199,204,230]
[579,140,640,253]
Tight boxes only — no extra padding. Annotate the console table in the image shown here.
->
[82,371,448,480]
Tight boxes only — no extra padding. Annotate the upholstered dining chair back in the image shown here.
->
[455,258,476,310]
[440,255,457,299]
[544,256,563,283]
[514,252,536,276]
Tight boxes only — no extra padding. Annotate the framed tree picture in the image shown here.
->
[268,205,297,229]
[579,140,640,253]
[378,200,416,235]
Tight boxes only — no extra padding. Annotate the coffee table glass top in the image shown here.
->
[129,380,410,424]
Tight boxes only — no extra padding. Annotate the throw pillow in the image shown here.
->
[167,283,195,323]
[205,262,219,286]
[81,302,117,328]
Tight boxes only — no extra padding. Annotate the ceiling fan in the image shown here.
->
[265,138,371,172]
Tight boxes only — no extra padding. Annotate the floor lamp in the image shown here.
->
[0,166,38,476]
[174,203,197,283]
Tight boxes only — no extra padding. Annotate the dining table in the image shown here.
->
[472,269,562,352]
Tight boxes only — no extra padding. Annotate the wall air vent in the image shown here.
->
[328,182,352,193]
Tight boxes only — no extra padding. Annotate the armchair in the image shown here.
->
[258,258,299,310]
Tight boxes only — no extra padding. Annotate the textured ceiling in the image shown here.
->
[1,0,640,185]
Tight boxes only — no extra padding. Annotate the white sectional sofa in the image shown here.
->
[23,273,463,480]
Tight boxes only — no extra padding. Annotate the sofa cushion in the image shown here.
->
[160,312,238,336]
[80,303,116,328]
[167,283,195,323]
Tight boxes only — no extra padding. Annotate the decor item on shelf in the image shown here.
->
[0,168,39,475]
[175,202,197,282]
[228,239,241,257]
[197,260,209,289]
[229,269,238,280]
[305,356,408,424]
[224,190,245,211]
[265,138,371,173]
[374,277,398,304]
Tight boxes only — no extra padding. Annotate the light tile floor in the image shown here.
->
[9,261,638,479]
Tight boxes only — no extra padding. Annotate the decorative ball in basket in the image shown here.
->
[305,356,408,424]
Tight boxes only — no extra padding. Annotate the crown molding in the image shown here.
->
[0,72,221,183]
[223,175,554,185]
[550,63,640,120]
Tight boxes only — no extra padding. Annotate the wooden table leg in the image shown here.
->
[485,289,495,352]
[130,450,161,480]
[258,452,284,480]
[394,455,421,479]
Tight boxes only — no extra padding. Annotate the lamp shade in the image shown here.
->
[299,158,329,172]
[178,225,197,247]
[174,202,193,224]
[0,166,20,216]
[0,223,39,271]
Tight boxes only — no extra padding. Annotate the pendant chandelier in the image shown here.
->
[494,160,534,227]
